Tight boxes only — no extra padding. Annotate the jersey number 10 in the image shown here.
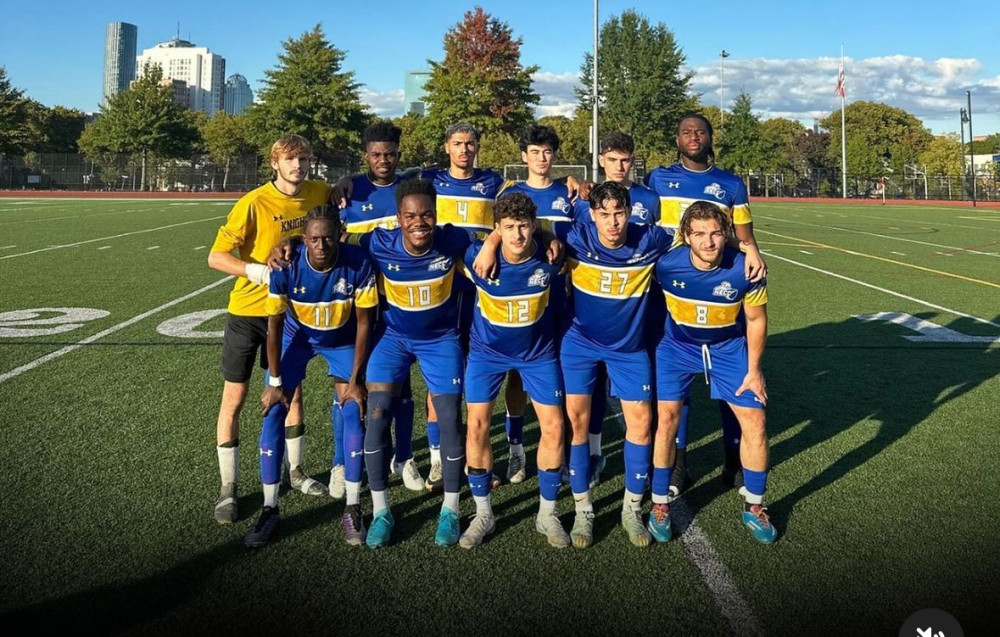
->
[406,285,433,307]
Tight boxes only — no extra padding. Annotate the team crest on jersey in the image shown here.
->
[332,278,354,295]
[627,252,649,264]
[712,281,739,301]
[703,183,726,200]
[471,182,488,195]
[631,203,649,220]
[552,197,571,214]
[428,256,453,272]
[528,268,550,287]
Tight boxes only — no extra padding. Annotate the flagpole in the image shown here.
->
[840,45,847,198]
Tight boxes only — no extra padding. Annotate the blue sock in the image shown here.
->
[505,414,524,446]
[467,470,493,497]
[393,396,415,462]
[743,468,768,501]
[719,401,741,451]
[260,403,286,486]
[538,469,561,502]
[331,398,345,466]
[569,442,590,495]
[427,420,441,451]
[651,467,673,499]
[341,400,364,483]
[675,396,691,450]
[623,440,651,495]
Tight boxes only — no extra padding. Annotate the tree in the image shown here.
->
[919,134,964,177]
[819,101,932,178]
[537,114,590,167]
[476,132,521,170]
[422,7,538,163]
[577,10,693,162]
[199,112,253,190]
[0,66,28,155]
[760,117,807,173]
[78,63,198,190]
[717,92,768,177]
[247,24,369,169]
[393,112,437,167]
[21,102,87,153]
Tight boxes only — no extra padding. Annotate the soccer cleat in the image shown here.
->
[588,454,606,489]
[328,464,346,499]
[289,466,327,496]
[648,503,673,543]
[425,460,444,492]
[621,509,652,548]
[506,450,526,484]
[667,466,690,502]
[341,504,367,546]
[366,509,394,549]
[434,508,461,547]
[535,511,571,549]
[214,483,237,525]
[391,456,425,492]
[244,506,280,548]
[459,513,496,549]
[742,504,778,544]
[570,510,595,549]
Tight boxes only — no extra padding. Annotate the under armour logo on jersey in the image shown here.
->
[486,277,501,286]
[672,280,685,289]
[704,182,726,200]
[387,264,401,271]
[642,385,650,392]
[259,448,273,457]
[272,214,284,222]
[293,286,306,294]
[668,182,680,188]
[554,390,563,397]
[452,378,462,385]
[361,203,373,211]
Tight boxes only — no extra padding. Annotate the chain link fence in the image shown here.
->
[744,168,1000,202]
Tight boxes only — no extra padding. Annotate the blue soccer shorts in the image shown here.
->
[559,325,652,402]
[366,329,464,395]
[275,332,355,389]
[465,351,564,406]
[655,335,763,409]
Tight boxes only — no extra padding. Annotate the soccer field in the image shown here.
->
[0,197,998,636]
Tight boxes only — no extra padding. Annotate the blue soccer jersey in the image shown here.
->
[355,225,476,340]
[265,244,378,348]
[422,167,505,232]
[559,222,674,352]
[499,181,579,227]
[655,245,768,345]
[341,175,399,233]
[460,238,562,361]
[645,164,752,229]
[575,182,661,226]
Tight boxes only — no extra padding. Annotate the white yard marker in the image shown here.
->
[889,251,906,256]
[0,245,16,250]
[98,246,112,250]
[799,250,812,255]
[194,246,207,250]
[147,245,161,250]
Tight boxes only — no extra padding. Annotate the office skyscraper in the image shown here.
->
[224,74,253,115]
[102,22,138,106]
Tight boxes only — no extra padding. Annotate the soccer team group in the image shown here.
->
[207,114,776,551]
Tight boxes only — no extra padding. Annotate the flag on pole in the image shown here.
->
[835,60,846,98]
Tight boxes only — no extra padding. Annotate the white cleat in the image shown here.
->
[459,514,496,549]
[535,511,571,549]
[506,450,527,484]
[391,456,425,492]
[328,464,346,499]
[289,466,327,496]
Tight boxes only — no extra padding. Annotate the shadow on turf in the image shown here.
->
[673,313,999,533]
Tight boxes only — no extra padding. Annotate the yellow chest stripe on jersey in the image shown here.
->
[380,268,455,311]
[658,197,734,228]
[663,290,741,328]
[288,298,355,331]
[345,216,398,233]
[569,260,654,299]
[476,288,550,327]
[436,194,494,230]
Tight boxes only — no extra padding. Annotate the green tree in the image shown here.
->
[919,134,964,177]
[78,63,198,190]
[819,101,932,178]
[247,24,370,169]
[22,102,87,153]
[199,112,253,190]
[393,112,437,167]
[0,66,28,155]
[422,7,539,164]
[760,117,807,173]
[717,92,768,177]
[577,10,692,162]
[476,132,521,171]
[537,114,590,167]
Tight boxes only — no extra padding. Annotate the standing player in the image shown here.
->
[558,181,675,549]
[649,202,776,543]
[208,135,331,525]
[335,121,424,495]
[458,193,568,549]
[645,114,766,498]
[247,206,376,547]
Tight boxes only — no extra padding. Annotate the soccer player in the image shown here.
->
[649,201,776,544]
[558,181,675,549]
[208,134,331,525]
[645,114,766,498]
[458,193,568,549]
[335,121,424,495]
[247,206,376,548]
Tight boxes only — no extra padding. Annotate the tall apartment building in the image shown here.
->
[137,37,226,115]
[102,22,138,106]
[404,70,431,116]
[224,74,253,115]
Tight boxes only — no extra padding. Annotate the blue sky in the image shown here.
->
[2,0,998,136]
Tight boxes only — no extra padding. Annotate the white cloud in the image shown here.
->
[360,88,404,117]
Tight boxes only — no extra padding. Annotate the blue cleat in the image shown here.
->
[366,509,394,549]
[742,504,778,544]
[434,507,461,547]
[647,503,672,543]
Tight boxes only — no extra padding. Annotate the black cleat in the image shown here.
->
[721,446,744,488]
[245,506,280,548]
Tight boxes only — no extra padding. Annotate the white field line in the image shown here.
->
[755,214,1000,257]
[0,276,234,385]
[0,216,222,260]
[0,207,170,226]
[761,250,1000,329]
[760,204,1000,233]
[611,407,763,637]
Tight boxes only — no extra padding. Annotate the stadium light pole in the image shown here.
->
[719,50,730,133]
[960,108,968,201]
[591,0,599,183]
[967,90,977,207]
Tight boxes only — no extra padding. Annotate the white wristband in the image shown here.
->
[268,375,282,387]
[245,263,270,286]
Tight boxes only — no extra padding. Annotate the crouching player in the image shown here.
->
[650,201,776,544]
[458,193,567,549]
[247,205,376,548]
